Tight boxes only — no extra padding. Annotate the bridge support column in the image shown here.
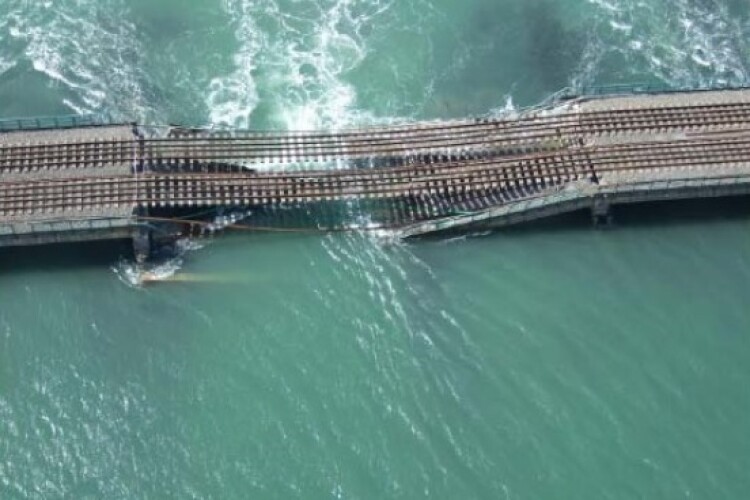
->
[592,195,613,227]
[132,208,152,263]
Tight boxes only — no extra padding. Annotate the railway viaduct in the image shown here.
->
[2,86,750,260]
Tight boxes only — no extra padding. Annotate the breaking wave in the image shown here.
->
[2,0,153,119]
[208,0,400,130]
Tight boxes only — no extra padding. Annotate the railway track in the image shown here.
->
[3,100,750,172]
[3,134,750,225]
[4,89,750,237]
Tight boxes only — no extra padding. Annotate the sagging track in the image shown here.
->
[2,87,750,247]
[3,133,750,224]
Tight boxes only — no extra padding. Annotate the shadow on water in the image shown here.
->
[430,0,587,116]
[521,0,587,95]
[0,239,132,275]
[606,195,750,228]
[1,197,748,272]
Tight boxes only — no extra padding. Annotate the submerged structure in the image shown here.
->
[2,85,750,260]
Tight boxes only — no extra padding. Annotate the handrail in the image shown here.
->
[0,113,115,133]
[553,81,750,103]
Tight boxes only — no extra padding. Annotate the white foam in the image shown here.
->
[112,235,213,287]
[585,0,749,87]
[0,14,19,80]
[609,20,632,33]
[488,94,517,118]
[206,0,262,128]
[587,0,623,14]
[4,0,152,120]
[210,0,398,131]
[113,257,186,288]
[0,58,14,77]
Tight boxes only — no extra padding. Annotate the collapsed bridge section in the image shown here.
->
[2,86,750,258]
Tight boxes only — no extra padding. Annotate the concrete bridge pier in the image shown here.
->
[592,195,613,227]
[132,209,152,263]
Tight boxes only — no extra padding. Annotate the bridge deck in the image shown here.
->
[2,88,750,251]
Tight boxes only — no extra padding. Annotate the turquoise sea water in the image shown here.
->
[1,1,750,498]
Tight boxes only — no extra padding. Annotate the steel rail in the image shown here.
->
[4,134,750,191]
[160,99,750,138]
[3,110,750,171]
[3,101,750,165]
[2,149,748,213]
[0,115,747,171]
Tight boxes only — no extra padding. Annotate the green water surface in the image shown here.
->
[1,0,750,498]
